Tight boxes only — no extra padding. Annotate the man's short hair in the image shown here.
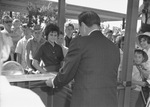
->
[65,23,74,29]
[78,11,100,27]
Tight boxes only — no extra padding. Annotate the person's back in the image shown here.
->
[46,11,120,107]
[70,30,120,107]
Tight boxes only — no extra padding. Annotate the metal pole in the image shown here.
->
[58,0,65,33]
[118,0,139,107]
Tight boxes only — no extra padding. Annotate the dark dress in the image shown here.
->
[34,41,64,72]
[54,30,120,107]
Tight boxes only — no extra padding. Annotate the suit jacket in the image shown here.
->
[54,30,120,107]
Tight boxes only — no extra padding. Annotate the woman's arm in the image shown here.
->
[32,59,46,73]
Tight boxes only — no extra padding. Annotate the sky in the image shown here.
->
[50,0,143,14]
[49,0,143,29]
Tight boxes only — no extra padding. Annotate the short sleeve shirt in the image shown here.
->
[15,37,28,69]
[34,41,64,67]
[26,37,46,59]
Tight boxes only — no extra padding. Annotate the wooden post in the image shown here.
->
[58,0,65,33]
[118,0,139,107]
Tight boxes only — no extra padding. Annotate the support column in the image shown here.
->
[118,0,139,107]
[58,0,65,33]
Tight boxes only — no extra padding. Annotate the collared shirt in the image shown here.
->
[88,29,100,35]
[143,48,150,72]
[26,37,46,59]
[34,41,64,67]
[0,76,45,107]
[132,66,142,91]
[15,36,28,69]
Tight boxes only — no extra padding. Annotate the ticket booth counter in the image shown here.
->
[6,73,72,107]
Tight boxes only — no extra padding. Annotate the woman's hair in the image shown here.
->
[78,11,100,27]
[44,23,59,40]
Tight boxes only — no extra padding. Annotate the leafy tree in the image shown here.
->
[26,2,58,27]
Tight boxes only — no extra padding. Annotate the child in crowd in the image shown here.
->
[11,19,24,48]
[64,23,74,47]
[15,23,32,69]
[131,49,149,107]
[26,24,45,71]
[56,31,68,57]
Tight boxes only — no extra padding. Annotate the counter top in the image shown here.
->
[6,73,56,82]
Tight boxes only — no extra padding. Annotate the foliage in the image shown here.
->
[26,2,58,27]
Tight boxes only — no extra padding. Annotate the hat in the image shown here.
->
[138,32,150,41]
[134,49,148,62]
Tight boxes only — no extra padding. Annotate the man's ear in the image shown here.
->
[81,22,87,34]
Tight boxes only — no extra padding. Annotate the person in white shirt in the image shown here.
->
[15,24,32,69]
[0,31,45,107]
[131,49,148,107]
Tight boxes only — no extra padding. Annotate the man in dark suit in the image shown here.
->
[46,11,120,107]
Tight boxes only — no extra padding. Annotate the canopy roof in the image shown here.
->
[0,0,126,22]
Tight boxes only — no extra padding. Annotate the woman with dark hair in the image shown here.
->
[138,32,150,71]
[32,23,64,73]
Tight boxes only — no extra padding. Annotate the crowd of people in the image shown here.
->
[1,0,150,106]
